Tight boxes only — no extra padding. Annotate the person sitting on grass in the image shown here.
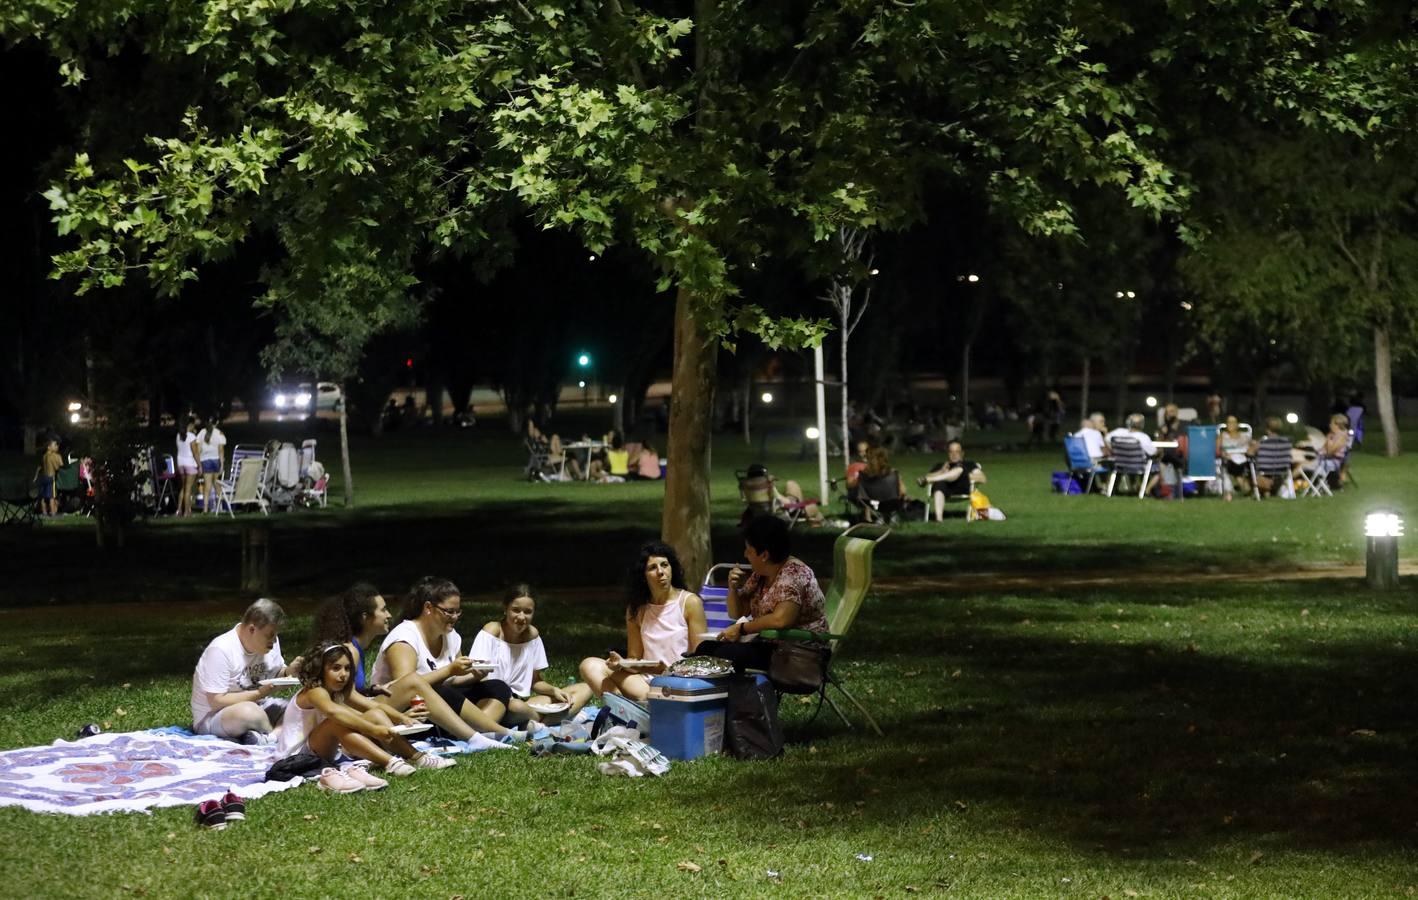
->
[190,598,304,745]
[694,515,828,673]
[918,439,986,521]
[277,641,454,791]
[371,576,517,736]
[470,584,594,726]
[580,541,708,702]
[626,438,661,480]
[309,583,492,744]
[588,431,630,482]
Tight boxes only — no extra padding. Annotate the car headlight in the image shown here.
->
[275,394,288,408]
[295,392,312,407]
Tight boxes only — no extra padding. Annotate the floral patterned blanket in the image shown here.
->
[0,729,297,816]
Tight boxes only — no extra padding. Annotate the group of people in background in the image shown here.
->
[174,415,227,515]
[526,422,661,483]
[190,516,824,785]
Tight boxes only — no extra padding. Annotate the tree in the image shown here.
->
[819,228,873,469]
[9,0,1413,577]
[1183,129,1418,455]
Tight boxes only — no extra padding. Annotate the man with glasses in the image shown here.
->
[371,576,517,736]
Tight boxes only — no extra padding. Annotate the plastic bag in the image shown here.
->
[589,725,671,777]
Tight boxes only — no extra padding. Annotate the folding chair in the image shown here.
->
[523,438,551,481]
[700,565,740,636]
[846,472,906,524]
[1301,446,1341,498]
[226,457,269,515]
[0,475,38,526]
[757,523,890,736]
[1180,424,1220,500]
[1250,436,1295,499]
[919,480,970,521]
[1063,435,1110,495]
[1105,437,1153,498]
[736,470,818,528]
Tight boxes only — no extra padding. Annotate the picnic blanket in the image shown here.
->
[0,730,296,816]
[0,722,520,816]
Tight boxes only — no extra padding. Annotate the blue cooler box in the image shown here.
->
[647,675,728,760]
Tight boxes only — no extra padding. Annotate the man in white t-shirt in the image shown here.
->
[1072,412,1109,463]
[191,598,303,744]
[1106,413,1158,458]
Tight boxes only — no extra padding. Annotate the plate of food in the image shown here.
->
[616,658,659,670]
[258,676,301,687]
[526,700,570,715]
[390,723,433,736]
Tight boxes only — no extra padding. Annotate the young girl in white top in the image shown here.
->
[175,416,200,517]
[278,642,455,786]
[471,584,594,725]
[579,542,707,702]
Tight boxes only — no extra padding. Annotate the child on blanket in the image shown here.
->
[277,642,455,791]
[470,584,594,727]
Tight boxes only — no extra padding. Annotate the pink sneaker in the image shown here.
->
[413,753,456,770]
[343,766,388,791]
[317,767,365,794]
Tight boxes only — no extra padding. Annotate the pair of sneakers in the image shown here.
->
[319,754,455,793]
[194,792,246,830]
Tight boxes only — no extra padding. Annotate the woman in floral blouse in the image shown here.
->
[694,515,827,671]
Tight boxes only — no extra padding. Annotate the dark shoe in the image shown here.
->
[219,792,246,822]
[194,799,227,830]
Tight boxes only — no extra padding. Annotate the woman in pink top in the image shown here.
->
[579,541,707,702]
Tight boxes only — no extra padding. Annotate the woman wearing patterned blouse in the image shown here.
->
[694,515,827,672]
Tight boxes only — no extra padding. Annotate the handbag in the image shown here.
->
[264,752,325,783]
[724,675,784,760]
[768,640,830,694]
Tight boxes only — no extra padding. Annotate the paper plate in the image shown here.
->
[617,659,659,669]
[259,677,300,687]
[390,723,433,736]
[526,700,570,715]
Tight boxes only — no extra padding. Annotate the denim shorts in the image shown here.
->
[201,459,221,474]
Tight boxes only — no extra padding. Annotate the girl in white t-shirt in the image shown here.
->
[279,642,454,781]
[175,416,200,517]
[197,417,227,513]
[471,584,593,725]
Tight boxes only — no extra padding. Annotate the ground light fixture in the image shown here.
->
[1285,412,1299,424]
[1145,396,1158,408]
[761,392,773,404]
[578,380,586,389]
[805,426,820,440]
[1365,511,1403,590]
[608,394,618,404]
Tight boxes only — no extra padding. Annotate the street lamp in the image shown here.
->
[805,426,820,440]
[608,394,618,405]
[760,392,773,404]
[576,352,593,406]
[1365,511,1403,590]
[1285,412,1299,425]
[1145,396,1158,408]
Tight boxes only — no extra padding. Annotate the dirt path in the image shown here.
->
[870,561,1418,595]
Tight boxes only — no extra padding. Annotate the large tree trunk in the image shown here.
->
[662,287,716,585]
[338,386,354,507]
[1373,324,1400,457]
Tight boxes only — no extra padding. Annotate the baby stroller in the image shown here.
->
[263,440,302,510]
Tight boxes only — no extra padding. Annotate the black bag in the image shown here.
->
[769,641,830,694]
[264,752,325,782]
[724,675,784,760]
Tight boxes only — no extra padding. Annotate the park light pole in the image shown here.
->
[576,352,592,407]
[1365,511,1403,590]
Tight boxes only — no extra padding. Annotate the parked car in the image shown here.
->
[270,381,342,415]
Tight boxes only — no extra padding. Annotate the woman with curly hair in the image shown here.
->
[309,583,494,742]
[578,541,707,702]
[276,641,454,786]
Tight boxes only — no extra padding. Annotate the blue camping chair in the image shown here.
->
[1179,424,1219,500]
[1063,434,1110,495]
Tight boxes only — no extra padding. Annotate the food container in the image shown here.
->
[647,675,728,760]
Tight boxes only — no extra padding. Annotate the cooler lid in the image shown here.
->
[650,675,722,694]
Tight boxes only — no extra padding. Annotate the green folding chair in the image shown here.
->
[760,522,890,736]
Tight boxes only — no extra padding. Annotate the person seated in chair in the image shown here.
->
[918,439,985,521]
[1217,415,1254,501]
[694,515,828,673]
[857,447,908,521]
[1106,413,1161,495]
[1255,417,1301,497]
[1316,413,1351,489]
[740,463,824,526]
[1071,412,1110,463]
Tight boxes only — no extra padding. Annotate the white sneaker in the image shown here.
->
[383,757,417,777]
[343,765,389,790]
[317,767,365,794]
[413,753,456,770]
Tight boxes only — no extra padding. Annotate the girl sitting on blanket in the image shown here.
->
[277,641,455,786]
[309,584,491,744]
[579,541,708,702]
[471,584,594,726]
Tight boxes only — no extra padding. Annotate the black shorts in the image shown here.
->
[930,481,970,498]
[432,679,513,713]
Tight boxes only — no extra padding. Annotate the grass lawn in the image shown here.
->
[0,416,1415,897]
